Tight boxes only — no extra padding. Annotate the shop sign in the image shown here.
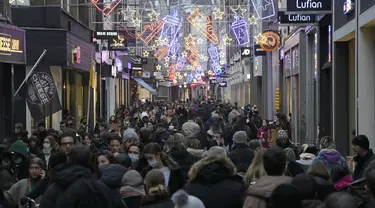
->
[93,30,118,39]
[218,81,227,87]
[131,63,143,71]
[254,44,266,56]
[0,24,26,64]
[142,71,151,78]
[259,31,280,53]
[344,0,354,15]
[9,0,30,6]
[72,46,81,64]
[108,35,127,51]
[286,0,332,14]
[278,11,316,24]
[240,47,252,58]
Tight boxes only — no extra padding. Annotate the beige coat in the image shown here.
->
[5,179,42,206]
[243,175,292,208]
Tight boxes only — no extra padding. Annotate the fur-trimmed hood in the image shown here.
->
[188,156,237,183]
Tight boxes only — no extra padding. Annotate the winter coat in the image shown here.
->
[40,164,126,208]
[228,109,240,124]
[313,176,336,201]
[169,150,196,182]
[184,156,245,208]
[313,149,346,176]
[229,144,255,173]
[256,127,270,148]
[243,175,292,208]
[187,148,206,160]
[302,199,323,208]
[5,178,41,206]
[100,164,128,190]
[182,120,201,139]
[141,192,174,208]
[353,149,375,181]
[8,140,30,180]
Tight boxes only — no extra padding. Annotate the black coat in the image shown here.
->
[229,144,255,173]
[169,150,196,182]
[184,156,245,208]
[122,196,142,208]
[353,149,375,181]
[40,165,126,208]
[142,193,174,208]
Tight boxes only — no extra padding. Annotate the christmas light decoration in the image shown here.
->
[155,47,169,60]
[176,57,186,71]
[156,65,162,71]
[138,20,165,45]
[230,5,247,18]
[132,18,142,27]
[148,10,160,21]
[143,51,150,57]
[159,11,182,48]
[248,15,258,25]
[182,51,188,58]
[219,52,225,58]
[171,54,177,60]
[197,38,204,44]
[200,55,209,61]
[120,6,136,20]
[164,56,170,62]
[251,0,276,20]
[92,0,122,16]
[164,62,169,67]
[185,40,200,67]
[187,9,219,45]
[223,35,232,45]
[254,33,263,44]
[231,17,250,45]
[213,8,225,20]
[208,45,219,64]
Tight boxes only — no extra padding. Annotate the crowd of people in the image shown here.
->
[0,100,374,208]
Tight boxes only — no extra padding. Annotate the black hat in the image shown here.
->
[352,135,370,150]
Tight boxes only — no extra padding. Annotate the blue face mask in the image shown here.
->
[148,159,158,168]
[128,154,139,162]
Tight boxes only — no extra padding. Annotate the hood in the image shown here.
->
[54,165,93,190]
[318,149,343,163]
[8,140,28,158]
[141,112,148,119]
[230,109,240,115]
[188,156,236,184]
[187,148,205,159]
[100,164,128,189]
[302,200,323,208]
[246,175,292,198]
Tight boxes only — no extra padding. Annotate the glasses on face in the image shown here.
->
[61,141,74,146]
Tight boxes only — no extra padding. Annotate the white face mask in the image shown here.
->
[128,154,139,162]
[43,142,51,149]
[148,159,158,168]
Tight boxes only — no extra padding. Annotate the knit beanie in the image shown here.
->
[232,131,248,144]
[172,190,205,208]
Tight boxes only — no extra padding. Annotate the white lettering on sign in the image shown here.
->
[288,14,311,21]
[242,49,251,56]
[296,0,322,9]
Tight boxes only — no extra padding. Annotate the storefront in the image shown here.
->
[0,22,26,139]
[12,6,94,131]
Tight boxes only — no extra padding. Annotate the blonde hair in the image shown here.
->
[145,169,166,195]
[244,148,267,186]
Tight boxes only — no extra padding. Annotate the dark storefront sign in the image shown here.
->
[218,81,227,87]
[108,35,127,51]
[334,0,355,31]
[286,0,332,14]
[278,11,316,24]
[0,23,26,64]
[241,47,252,58]
[254,44,267,56]
[93,30,118,39]
[132,63,143,71]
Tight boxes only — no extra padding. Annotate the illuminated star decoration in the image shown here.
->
[165,56,170,62]
[132,18,142,27]
[230,5,247,18]
[143,51,150,57]
[248,15,258,25]
[161,38,169,46]
[182,51,188,58]
[148,10,160,21]
[220,52,225,58]
[184,34,196,45]
[213,8,225,20]
[254,33,263,44]
[156,65,162,71]
[220,60,225,65]
[187,65,193,70]
[197,38,203,44]
[121,7,136,20]
[171,54,177,60]
[223,35,232,45]
[164,62,169,67]
[200,55,209,61]
[151,45,157,50]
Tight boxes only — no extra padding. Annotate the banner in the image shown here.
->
[26,65,62,121]
[241,47,252,58]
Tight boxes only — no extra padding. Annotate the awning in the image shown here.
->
[134,77,157,95]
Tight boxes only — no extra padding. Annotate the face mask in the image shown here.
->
[43,143,51,149]
[98,163,109,173]
[128,154,139,162]
[263,124,267,127]
[148,159,158,168]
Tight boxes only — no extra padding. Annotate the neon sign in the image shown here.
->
[187,9,219,45]
[207,45,219,64]
[185,40,200,67]
[138,20,165,45]
[155,47,169,60]
[231,17,250,45]
[159,11,182,47]
[91,0,122,16]
[251,0,276,20]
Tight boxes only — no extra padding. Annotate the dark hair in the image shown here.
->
[331,166,350,184]
[127,143,144,155]
[29,135,39,143]
[248,139,261,150]
[60,120,67,125]
[15,123,23,130]
[324,192,356,208]
[144,143,179,169]
[263,148,286,176]
[291,174,318,200]
[58,128,77,144]
[139,127,151,144]
[270,184,302,208]
[82,132,92,139]
[352,135,370,150]
[67,145,91,168]
[29,157,46,171]
[107,133,122,144]
[44,136,57,150]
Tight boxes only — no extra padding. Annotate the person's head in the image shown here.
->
[262,120,267,127]
[43,136,57,152]
[167,108,174,117]
[187,139,201,150]
[109,115,116,122]
[38,121,46,132]
[244,148,267,185]
[144,143,179,169]
[123,130,139,150]
[263,148,286,176]
[270,184,302,208]
[58,128,76,154]
[319,136,336,150]
[352,135,370,156]
[60,120,67,132]
[291,174,318,200]
[248,139,261,150]
[113,153,132,168]
[284,147,296,162]
[324,192,357,208]
[108,133,122,153]
[67,145,91,168]
[307,161,330,180]
[99,122,108,132]
[92,132,100,144]
[276,130,290,148]
[205,146,227,157]
[144,169,166,195]
[15,123,23,134]
[232,131,248,146]
[139,127,151,144]
[127,143,143,163]
[141,112,149,123]
[96,150,114,167]
[29,135,39,148]
[82,133,92,147]
[165,134,186,153]
[29,157,45,180]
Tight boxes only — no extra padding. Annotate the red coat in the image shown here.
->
[257,126,270,148]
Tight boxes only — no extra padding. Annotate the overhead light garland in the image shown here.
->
[212,8,225,20]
